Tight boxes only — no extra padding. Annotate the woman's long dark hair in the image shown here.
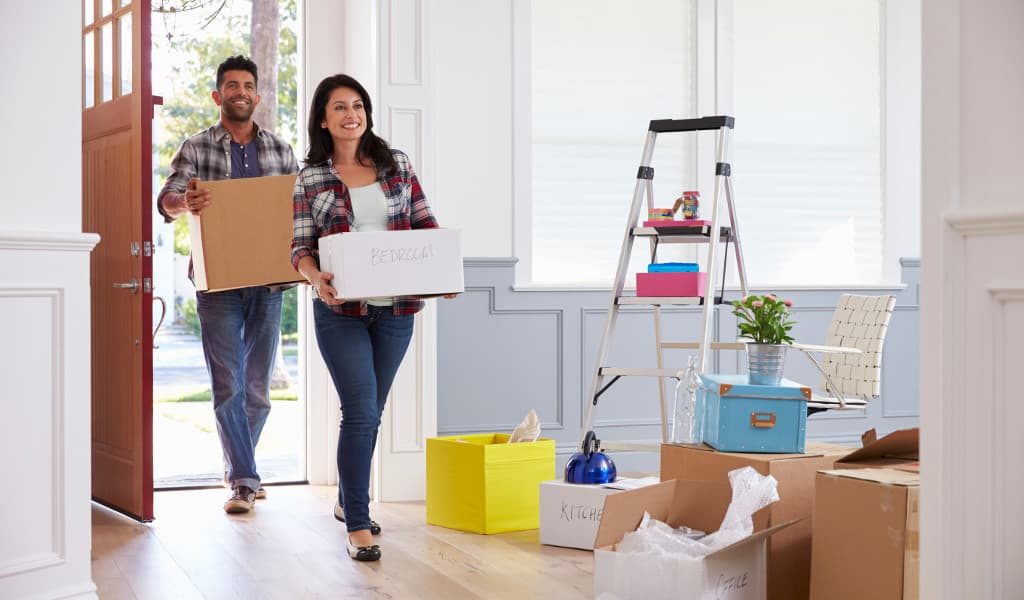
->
[304,74,398,176]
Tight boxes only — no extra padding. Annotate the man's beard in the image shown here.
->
[222,98,255,122]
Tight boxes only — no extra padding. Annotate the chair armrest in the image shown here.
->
[790,342,862,355]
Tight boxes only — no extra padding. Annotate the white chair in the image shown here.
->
[791,294,897,413]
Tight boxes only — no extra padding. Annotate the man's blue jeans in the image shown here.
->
[313,301,414,533]
[197,286,283,492]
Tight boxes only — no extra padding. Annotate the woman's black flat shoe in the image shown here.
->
[334,502,382,535]
[346,536,381,562]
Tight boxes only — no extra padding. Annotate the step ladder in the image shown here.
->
[581,116,749,450]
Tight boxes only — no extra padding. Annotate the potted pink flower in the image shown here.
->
[731,294,796,385]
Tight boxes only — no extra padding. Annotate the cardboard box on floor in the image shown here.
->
[593,478,799,600]
[660,442,850,600]
[810,428,920,600]
[539,477,658,550]
[187,175,304,292]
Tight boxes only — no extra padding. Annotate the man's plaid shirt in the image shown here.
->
[157,122,299,221]
[291,149,439,316]
[157,122,299,286]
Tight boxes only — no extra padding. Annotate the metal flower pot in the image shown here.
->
[746,343,787,385]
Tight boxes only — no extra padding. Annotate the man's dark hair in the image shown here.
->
[216,55,259,89]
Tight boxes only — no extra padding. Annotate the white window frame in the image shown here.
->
[512,0,919,290]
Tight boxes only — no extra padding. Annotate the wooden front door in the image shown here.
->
[82,0,154,521]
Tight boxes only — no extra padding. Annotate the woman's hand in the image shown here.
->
[311,271,345,305]
[442,293,459,299]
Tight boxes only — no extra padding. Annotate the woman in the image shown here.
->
[291,74,453,562]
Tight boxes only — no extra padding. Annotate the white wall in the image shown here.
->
[0,2,99,599]
[432,1,514,257]
[921,0,1024,598]
[0,3,82,231]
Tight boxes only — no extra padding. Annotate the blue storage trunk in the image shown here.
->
[698,374,810,453]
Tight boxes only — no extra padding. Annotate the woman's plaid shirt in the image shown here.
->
[291,149,439,316]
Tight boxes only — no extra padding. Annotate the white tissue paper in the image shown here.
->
[508,409,541,443]
[616,466,779,559]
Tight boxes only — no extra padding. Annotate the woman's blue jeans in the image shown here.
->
[313,301,414,533]
[196,286,283,492]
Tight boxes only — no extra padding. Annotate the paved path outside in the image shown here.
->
[153,326,304,487]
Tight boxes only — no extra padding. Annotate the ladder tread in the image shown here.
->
[616,296,725,306]
[599,367,682,377]
[633,226,732,240]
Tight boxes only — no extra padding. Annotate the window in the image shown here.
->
[531,0,696,284]
[732,0,882,285]
[528,0,892,286]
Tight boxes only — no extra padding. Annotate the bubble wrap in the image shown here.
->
[615,466,779,559]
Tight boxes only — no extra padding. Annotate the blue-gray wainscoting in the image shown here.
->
[437,258,920,473]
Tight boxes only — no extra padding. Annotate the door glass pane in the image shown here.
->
[84,32,95,108]
[84,0,94,25]
[120,14,132,94]
[101,23,113,102]
[101,0,112,16]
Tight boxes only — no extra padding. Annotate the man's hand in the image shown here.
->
[313,271,345,306]
[184,178,213,215]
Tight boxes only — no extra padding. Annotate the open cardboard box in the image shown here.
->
[833,427,919,471]
[810,428,920,600]
[188,174,304,292]
[661,442,850,600]
[593,479,799,600]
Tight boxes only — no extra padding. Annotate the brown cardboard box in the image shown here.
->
[188,174,304,292]
[809,468,919,600]
[660,442,850,600]
[809,427,920,600]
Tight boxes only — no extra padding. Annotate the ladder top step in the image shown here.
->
[649,116,735,132]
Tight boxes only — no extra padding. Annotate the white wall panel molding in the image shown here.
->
[387,0,423,85]
[0,231,100,252]
[0,288,65,578]
[387,107,423,168]
[945,209,1024,235]
[0,236,97,599]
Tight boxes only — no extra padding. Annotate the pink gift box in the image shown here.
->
[636,272,708,297]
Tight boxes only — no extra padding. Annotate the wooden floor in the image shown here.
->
[92,485,595,599]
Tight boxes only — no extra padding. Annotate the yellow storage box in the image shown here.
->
[426,433,556,534]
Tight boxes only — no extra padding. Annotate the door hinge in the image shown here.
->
[143,277,153,294]
[130,241,140,256]
[143,241,153,256]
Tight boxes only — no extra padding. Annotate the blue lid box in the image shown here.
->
[699,374,810,454]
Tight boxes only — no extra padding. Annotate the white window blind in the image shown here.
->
[531,0,696,284]
[732,0,882,285]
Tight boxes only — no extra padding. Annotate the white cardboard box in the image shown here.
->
[593,479,798,600]
[539,480,621,550]
[317,228,464,300]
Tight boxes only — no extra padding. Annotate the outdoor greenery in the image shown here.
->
[179,288,297,337]
[731,294,797,345]
[155,0,299,258]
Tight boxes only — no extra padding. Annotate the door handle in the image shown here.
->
[152,296,167,348]
[113,279,139,294]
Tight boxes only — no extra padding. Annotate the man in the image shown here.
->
[158,55,299,514]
